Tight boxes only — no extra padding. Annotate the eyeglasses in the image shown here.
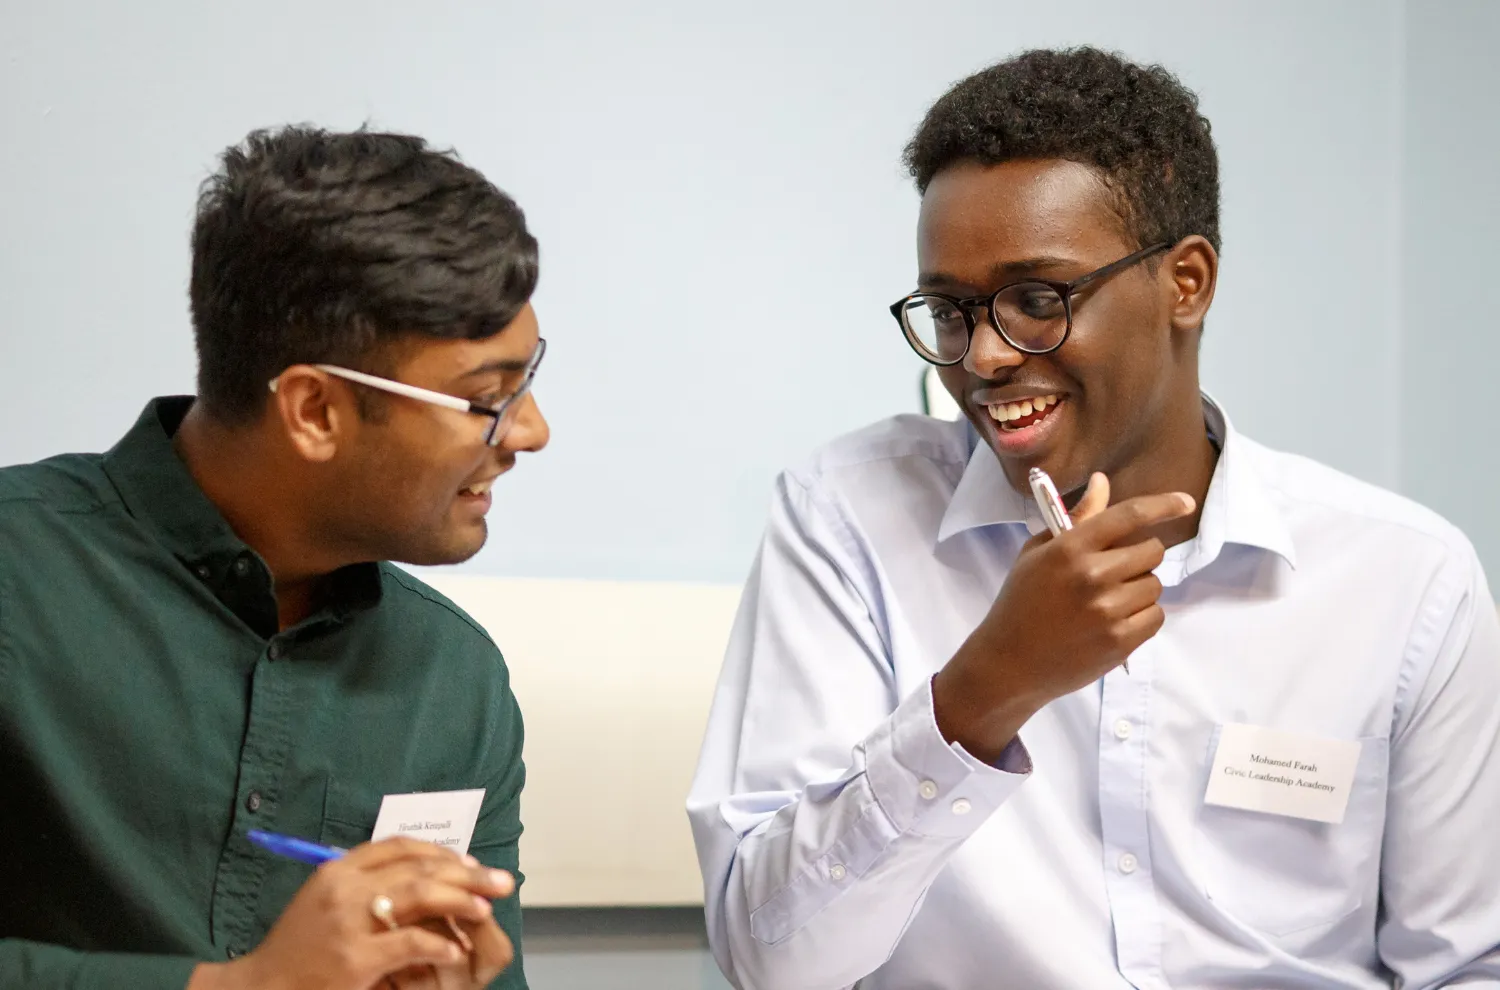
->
[889,243,1171,366]
[268,337,547,447]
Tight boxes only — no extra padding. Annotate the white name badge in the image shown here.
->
[1203,724,1362,824]
[371,788,486,854]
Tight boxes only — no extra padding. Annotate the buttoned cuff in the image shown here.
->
[865,677,1031,839]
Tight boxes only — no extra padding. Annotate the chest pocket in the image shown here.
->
[319,778,384,851]
[1194,727,1390,938]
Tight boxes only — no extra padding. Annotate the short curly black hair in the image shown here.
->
[904,47,1220,254]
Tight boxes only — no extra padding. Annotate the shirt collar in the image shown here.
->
[103,397,245,565]
[101,397,384,634]
[936,394,1297,576]
[937,423,1036,544]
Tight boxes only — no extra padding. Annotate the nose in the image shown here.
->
[500,392,550,454]
[963,310,1026,379]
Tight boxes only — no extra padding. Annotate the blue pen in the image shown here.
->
[247,829,346,865]
[246,829,476,950]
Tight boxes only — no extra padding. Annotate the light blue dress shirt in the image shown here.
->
[688,397,1500,990]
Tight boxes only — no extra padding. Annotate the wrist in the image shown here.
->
[187,957,277,990]
[186,963,231,990]
[933,647,1043,764]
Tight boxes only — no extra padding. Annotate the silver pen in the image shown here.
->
[1028,467,1073,537]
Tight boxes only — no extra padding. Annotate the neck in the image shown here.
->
[173,403,338,630]
[1087,389,1218,549]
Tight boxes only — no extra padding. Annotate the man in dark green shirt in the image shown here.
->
[0,126,550,989]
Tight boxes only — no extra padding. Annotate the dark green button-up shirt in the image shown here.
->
[0,398,527,988]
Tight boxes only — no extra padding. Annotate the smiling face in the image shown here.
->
[314,303,551,566]
[919,158,1206,499]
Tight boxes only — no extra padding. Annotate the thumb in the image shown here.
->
[1070,472,1110,525]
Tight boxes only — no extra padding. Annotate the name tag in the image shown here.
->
[1204,724,1361,824]
[371,788,486,853]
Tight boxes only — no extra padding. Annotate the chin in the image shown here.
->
[393,523,488,568]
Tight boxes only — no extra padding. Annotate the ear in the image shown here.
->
[266,368,354,464]
[1163,235,1218,335]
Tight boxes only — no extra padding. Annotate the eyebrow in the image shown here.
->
[918,255,1080,291]
[454,356,533,381]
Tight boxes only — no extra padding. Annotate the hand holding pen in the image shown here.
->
[247,830,483,956]
[931,470,1194,764]
[187,832,514,990]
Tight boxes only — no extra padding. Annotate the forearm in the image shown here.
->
[0,939,199,990]
[693,680,1028,990]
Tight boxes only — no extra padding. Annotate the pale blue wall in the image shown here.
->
[1399,0,1500,581]
[1,0,1423,587]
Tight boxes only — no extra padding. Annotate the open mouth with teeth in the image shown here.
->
[988,393,1063,432]
[458,480,493,498]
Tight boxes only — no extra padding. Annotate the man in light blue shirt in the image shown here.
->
[688,48,1500,989]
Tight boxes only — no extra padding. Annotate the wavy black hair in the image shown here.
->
[190,125,538,423]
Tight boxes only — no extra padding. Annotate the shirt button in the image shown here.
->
[1118,853,1139,875]
[918,780,939,800]
[233,557,251,577]
[951,798,972,816]
[267,641,285,661]
[227,947,242,959]
[1113,719,1133,741]
[245,791,262,813]
[828,864,847,881]
[195,564,211,580]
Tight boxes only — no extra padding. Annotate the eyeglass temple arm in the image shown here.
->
[268,366,477,414]
[1068,242,1173,293]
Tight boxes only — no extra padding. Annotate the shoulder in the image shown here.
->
[784,414,971,496]
[377,563,503,656]
[0,453,113,516]
[1242,438,1483,618]
[1246,438,1475,565]
[0,456,114,573]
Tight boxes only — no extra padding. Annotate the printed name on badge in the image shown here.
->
[1203,723,1361,824]
[371,788,486,854]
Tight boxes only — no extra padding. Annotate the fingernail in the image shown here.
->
[448,941,464,961]
[474,895,492,914]
[489,868,513,891]
[463,854,480,867]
